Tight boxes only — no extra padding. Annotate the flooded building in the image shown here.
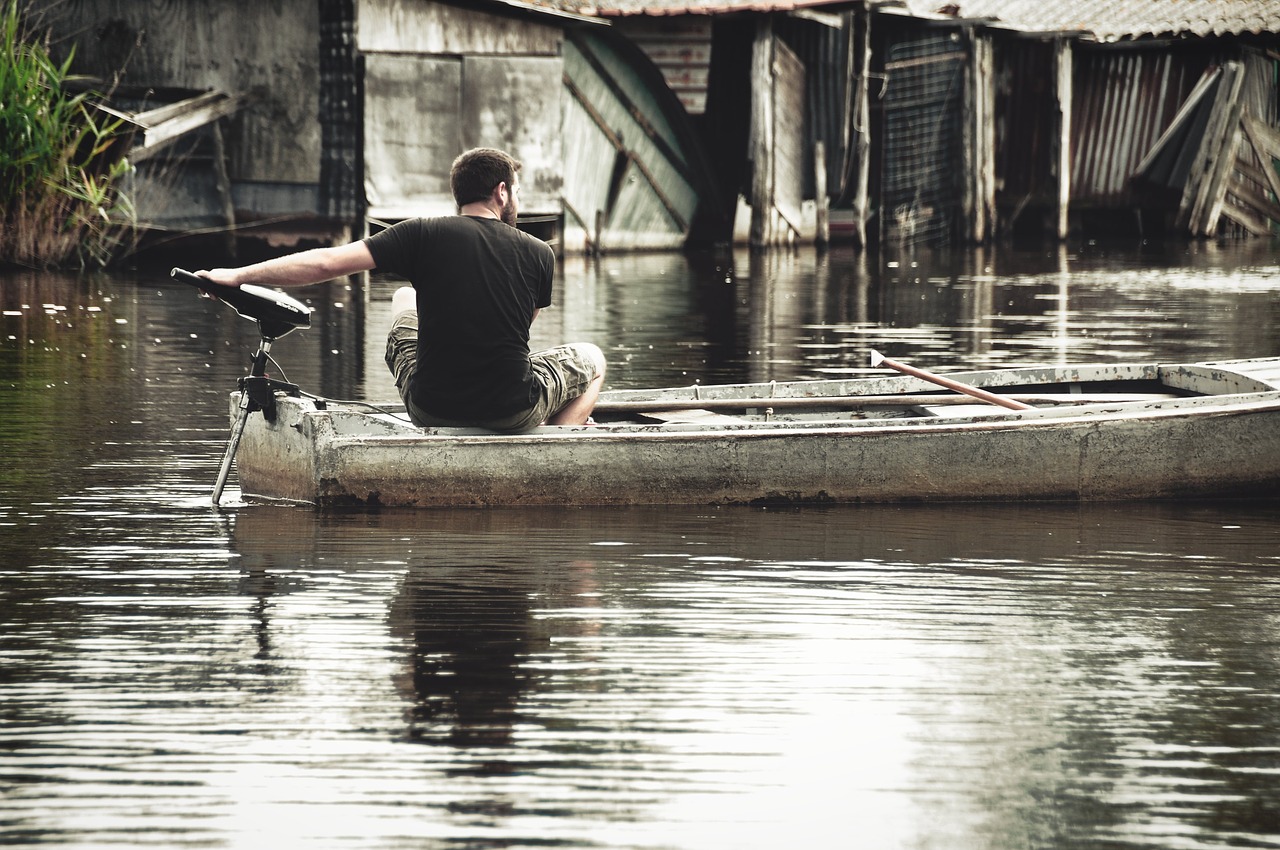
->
[564,0,1280,248]
[876,0,1280,245]
[34,0,718,256]
[32,0,1280,255]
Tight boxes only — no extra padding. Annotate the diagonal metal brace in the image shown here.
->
[238,375,300,423]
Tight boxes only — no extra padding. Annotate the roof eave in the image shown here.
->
[589,1,862,17]
[470,0,611,26]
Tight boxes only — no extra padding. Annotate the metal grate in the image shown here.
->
[881,34,966,248]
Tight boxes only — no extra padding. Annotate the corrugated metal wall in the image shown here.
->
[1069,48,1208,206]
[617,11,851,206]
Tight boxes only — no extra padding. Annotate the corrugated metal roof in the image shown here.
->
[517,0,857,17]
[879,1,1280,42]
[525,0,1280,41]
[476,0,610,24]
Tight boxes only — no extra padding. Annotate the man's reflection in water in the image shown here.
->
[390,566,544,748]
[388,560,602,751]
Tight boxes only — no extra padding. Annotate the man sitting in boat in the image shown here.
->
[195,147,606,432]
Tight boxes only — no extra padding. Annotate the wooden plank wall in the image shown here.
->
[771,38,807,240]
[748,23,807,247]
[1178,55,1280,238]
[42,0,321,186]
[613,16,713,115]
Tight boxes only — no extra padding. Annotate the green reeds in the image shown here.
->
[1,0,135,268]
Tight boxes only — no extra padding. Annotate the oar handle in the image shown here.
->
[869,350,1032,411]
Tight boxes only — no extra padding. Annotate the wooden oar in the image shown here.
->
[869,349,1032,411]
[592,393,1145,414]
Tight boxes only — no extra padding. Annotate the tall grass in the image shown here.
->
[1,0,135,268]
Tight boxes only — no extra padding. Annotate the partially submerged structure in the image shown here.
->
[34,0,715,254]
[32,0,1280,254]
[590,0,1280,247]
[874,0,1280,245]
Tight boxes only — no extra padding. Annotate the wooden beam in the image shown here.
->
[115,91,240,163]
[815,140,829,245]
[1201,119,1245,234]
[850,6,872,249]
[1181,61,1245,234]
[1219,193,1271,236]
[967,30,995,244]
[1054,39,1072,240]
[1243,112,1280,160]
[1225,173,1280,234]
[1242,112,1280,203]
[750,19,775,246]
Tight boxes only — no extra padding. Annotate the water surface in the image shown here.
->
[3,241,1280,848]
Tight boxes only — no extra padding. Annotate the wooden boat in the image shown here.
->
[166,268,1280,508]
[228,356,1280,507]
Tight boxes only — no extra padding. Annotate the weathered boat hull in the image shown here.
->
[230,359,1280,507]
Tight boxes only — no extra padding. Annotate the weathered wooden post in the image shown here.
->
[815,140,829,246]
[750,18,776,247]
[1053,38,1073,241]
[210,121,237,259]
[851,6,872,250]
[962,28,995,244]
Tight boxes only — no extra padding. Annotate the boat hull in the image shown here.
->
[230,361,1280,506]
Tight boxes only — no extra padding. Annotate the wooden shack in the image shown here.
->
[594,0,1279,247]
[32,0,1280,256]
[36,0,335,254]
[828,0,1280,246]
[32,0,717,256]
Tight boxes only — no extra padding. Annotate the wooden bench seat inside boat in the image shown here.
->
[638,409,751,425]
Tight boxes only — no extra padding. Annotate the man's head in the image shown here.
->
[451,147,521,225]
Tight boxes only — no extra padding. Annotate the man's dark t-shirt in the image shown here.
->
[364,216,554,419]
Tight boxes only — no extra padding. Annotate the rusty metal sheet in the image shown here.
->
[462,56,565,215]
[363,55,461,218]
[1070,50,1208,205]
[1070,49,1198,204]
[362,0,564,54]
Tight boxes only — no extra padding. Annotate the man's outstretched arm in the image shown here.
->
[198,241,375,288]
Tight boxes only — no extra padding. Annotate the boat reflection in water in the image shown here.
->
[223,500,1280,848]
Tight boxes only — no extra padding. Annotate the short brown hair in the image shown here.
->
[450,148,521,207]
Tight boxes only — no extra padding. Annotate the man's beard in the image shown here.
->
[500,195,517,226]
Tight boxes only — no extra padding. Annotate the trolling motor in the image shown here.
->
[171,268,313,506]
